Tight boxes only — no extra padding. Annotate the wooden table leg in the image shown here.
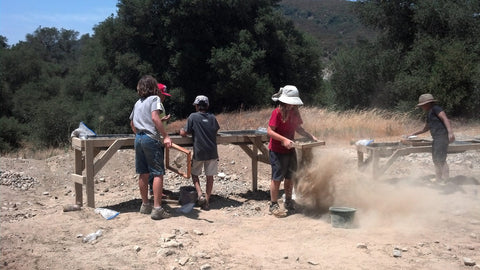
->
[372,149,379,179]
[251,143,258,191]
[85,140,95,208]
[74,148,84,206]
[357,150,364,168]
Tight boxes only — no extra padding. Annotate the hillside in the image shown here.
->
[280,0,377,58]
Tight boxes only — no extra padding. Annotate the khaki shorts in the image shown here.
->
[191,159,218,176]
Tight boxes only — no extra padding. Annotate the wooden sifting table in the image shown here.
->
[356,139,480,178]
[71,130,269,208]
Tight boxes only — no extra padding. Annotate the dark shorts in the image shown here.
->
[269,150,297,181]
[432,135,448,166]
[134,133,165,176]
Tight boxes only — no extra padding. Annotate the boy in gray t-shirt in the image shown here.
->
[180,95,220,210]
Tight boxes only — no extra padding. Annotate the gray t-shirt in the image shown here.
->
[427,105,447,139]
[184,112,220,161]
[129,95,166,140]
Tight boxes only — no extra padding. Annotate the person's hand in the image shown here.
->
[281,138,294,149]
[163,136,172,148]
[448,132,455,143]
[161,114,171,122]
[311,135,318,141]
[179,128,187,137]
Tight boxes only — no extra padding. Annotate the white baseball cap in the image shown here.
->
[193,95,209,106]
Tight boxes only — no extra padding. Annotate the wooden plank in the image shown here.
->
[71,174,86,184]
[251,142,258,191]
[239,144,255,159]
[85,140,95,208]
[293,141,326,149]
[93,138,128,174]
[73,148,84,206]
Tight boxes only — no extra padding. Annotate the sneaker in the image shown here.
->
[139,203,152,214]
[269,202,287,218]
[284,199,296,213]
[151,207,171,220]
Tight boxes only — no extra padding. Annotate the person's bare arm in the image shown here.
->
[296,126,318,141]
[161,114,171,123]
[130,120,137,134]
[409,123,429,137]
[267,125,294,149]
[437,111,455,142]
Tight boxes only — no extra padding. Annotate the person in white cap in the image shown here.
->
[267,85,318,217]
[408,93,455,181]
[180,95,220,211]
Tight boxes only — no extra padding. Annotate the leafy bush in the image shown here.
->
[0,117,26,152]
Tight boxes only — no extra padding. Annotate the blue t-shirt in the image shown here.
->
[184,112,220,161]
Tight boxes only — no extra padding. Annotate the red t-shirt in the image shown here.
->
[268,107,303,153]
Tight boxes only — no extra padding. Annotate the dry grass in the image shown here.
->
[168,107,480,143]
[5,108,478,160]
[300,107,417,143]
[172,107,419,143]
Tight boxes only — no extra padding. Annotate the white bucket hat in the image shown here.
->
[272,85,303,105]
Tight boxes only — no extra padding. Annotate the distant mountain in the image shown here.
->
[279,0,377,58]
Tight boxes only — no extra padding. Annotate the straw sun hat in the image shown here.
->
[271,85,304,105]
[417,93,437,106]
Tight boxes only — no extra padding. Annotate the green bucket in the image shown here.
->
[329,207,356,228]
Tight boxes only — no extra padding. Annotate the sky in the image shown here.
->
[0,0,118,46]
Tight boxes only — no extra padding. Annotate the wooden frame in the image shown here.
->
[357,140,480,178]
[165,143,192,178]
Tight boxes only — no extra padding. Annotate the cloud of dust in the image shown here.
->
[294,150,338,215]
[294,150,452,231]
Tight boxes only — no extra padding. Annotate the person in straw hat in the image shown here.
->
[408,93,455,181]
[267,85,318,217]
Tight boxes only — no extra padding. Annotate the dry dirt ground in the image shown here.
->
[1,133,480,270]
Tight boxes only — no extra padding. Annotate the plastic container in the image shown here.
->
[179,186,197,205]
[94,208,119,220]
[329,207,356,229]
[177,202,195,214]
[82,229,103,243]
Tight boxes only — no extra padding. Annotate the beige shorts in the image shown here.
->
[191,159,218,176]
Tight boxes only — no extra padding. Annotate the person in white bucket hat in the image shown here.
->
[267,85,318,217]
[408,93,455,181]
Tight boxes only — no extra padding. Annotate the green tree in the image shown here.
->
[0,117,25,152]
[94,0,324,116]
[331,0,480,117]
